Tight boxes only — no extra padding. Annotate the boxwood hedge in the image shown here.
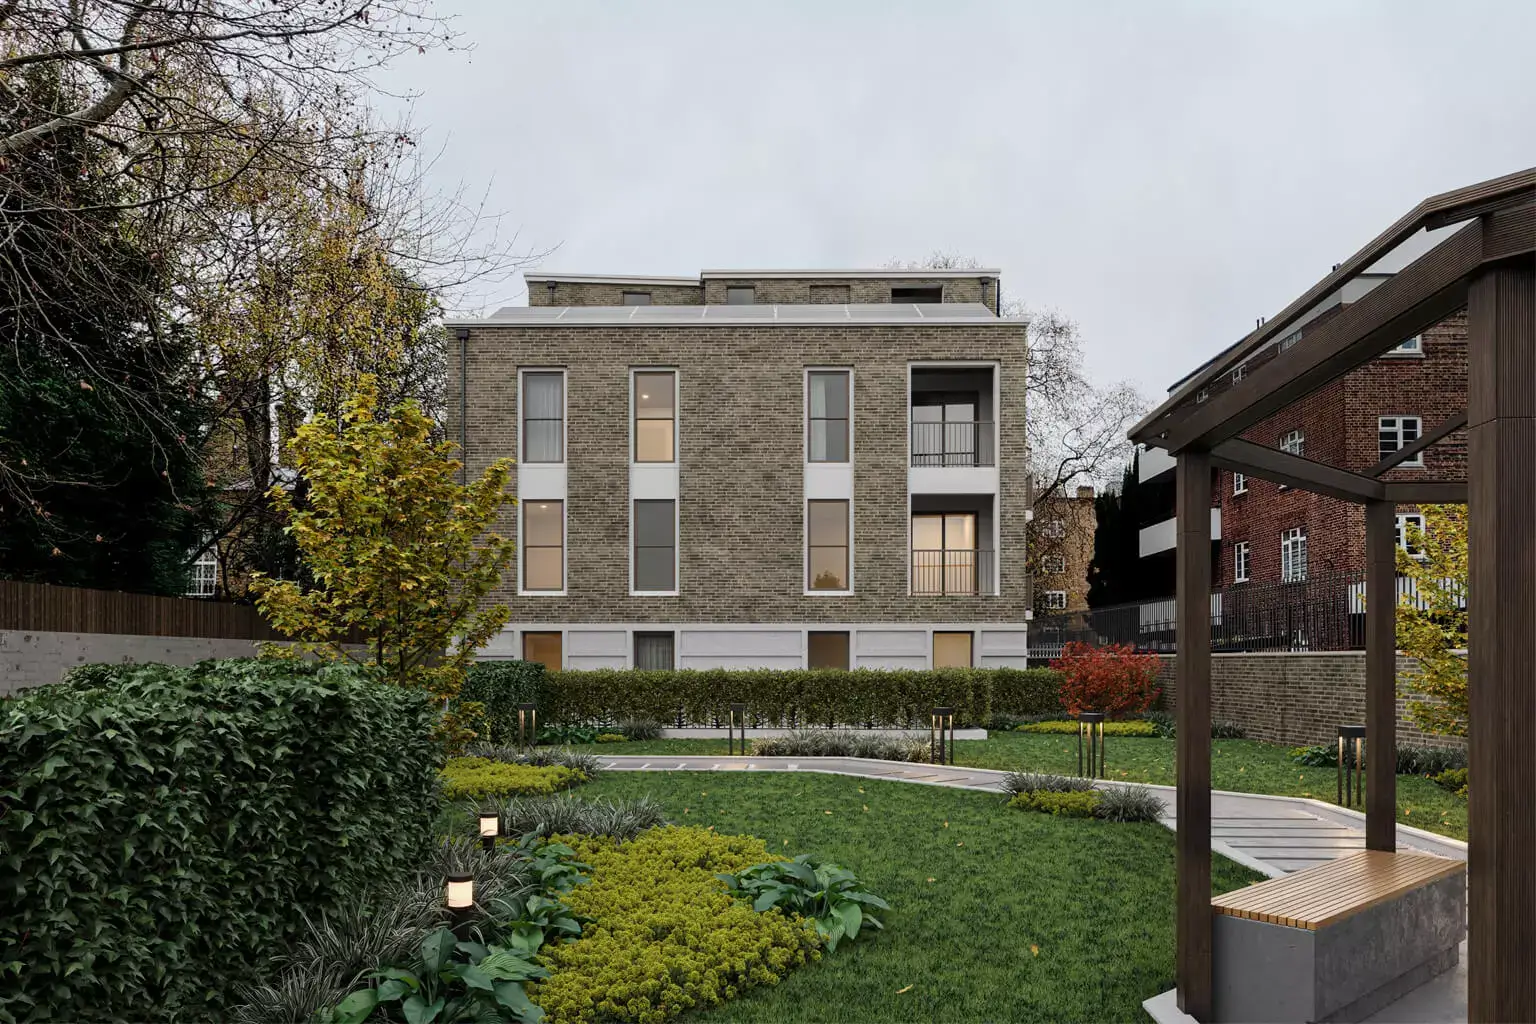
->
[0,659,443,1023]
[496,666,1062,729]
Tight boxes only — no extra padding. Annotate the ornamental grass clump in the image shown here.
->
[468,744,606,779]
[751,729,930,762]
[1001,771,1095,797]
[1093,784,1166,823]
[531,827,821,1023]
[441,757,586,799]
[492,795,669,841]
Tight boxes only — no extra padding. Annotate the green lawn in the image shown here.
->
[528,771,1262,1023]
[572,733,1468,840]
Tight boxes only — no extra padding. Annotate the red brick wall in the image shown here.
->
[1156,652,1464,751]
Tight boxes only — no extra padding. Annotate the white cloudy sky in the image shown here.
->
[376,0,1536,400]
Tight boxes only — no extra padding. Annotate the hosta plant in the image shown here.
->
[325,927,547,1024]
[717,854,890,952]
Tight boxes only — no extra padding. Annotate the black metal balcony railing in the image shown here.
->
[912,549,996,596]
[910,420,996,468]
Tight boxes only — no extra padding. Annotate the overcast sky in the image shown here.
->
[377,0,1536,400]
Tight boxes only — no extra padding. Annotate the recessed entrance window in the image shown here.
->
[522,632,562,671]
[634,631,675,670]
[808,631,850,670]
[912,513,979,595]
[892,285,942,303]
[807,370,850,463]
[932,631,973,668]
[523,501,564,591]
[807,500,850,591]
[521,371,564,463]
[634,371,676,462]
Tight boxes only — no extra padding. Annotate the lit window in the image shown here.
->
[912,512,979,595]
[807,500,850,591]
[726,286,755,305]
[1042,555,1066,574]
[807,370,850,463]
[522,632,562,671]
[1043,590,1068,610]
[932,631,973,668]
[634,631,675,669]
[1396,514,1428,559]
[187,545,218,597]
[808,631,850,670]
[1379,416,1423,466]
[521,371,564,463]
[523,501,564,591]
[633,499,677,592]
[1233,472,1247,495]
[1280,527,1308,583]
[634,371,676,463]
[1234,541,1250,583]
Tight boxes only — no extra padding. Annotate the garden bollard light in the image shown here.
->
[478,812,499,853]
[729,703,747,756]
[1077,712,1106,779]
[930,706,955,765]
[1337,724,1366,808]
[517,703,537,750]
[445,873,475,937]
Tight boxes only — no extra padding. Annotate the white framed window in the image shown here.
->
[1387,335,1423,356]
[1231,364,1246,385]
[1042,518,1066,539]
[1196,388,1209,404]
[1396,513,1428,559]
[633,631,675,669]
[520,369,565,464]
[632,369,678,464]
[521,500,565,593]
[1378,416,1423,466]
[187,545,218,597]
[1042,554,1066,574]
[1280,527,1308,583]
[807,499,852,593]
[1043,590,1068,610]
[632,499,678,594]
[1234,541,1250,583]
[1279,330,1302,351]
[806,369,851,463]
[1280,429,1305,457]
[1233,472,1247,495]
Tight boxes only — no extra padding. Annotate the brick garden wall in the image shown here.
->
[1156,651,1465,751]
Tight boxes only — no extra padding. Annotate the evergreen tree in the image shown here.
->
[1087,451,1145,607]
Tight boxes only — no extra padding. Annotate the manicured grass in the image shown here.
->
[570,733,1468,840]
[554,772,1261,1023]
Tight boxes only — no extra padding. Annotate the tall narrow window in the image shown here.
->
[634,631,675,670]
[1233,472,1247,495]
[932,631,973,668]
[1379,416,1423,466]
[522,501,564,591]
[808,631,850,670]
[1280,527,1307,583]
[1234,541,1250,583]
[522,632,562,671]
[807,500,850,591]
[633,499,677,592]
[1396,514,1427,558]
[634,371,676,462]
[522,371,564,463]
[807,370,850,463]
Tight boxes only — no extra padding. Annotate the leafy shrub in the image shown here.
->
[539,723,600,745]
[532,827,821,1023]
[1051,642,1162,719]
[617,717,664,741]
[595,733,628,743]
[1430,767,1468,797]
[325,927,548,1024]
[718,854,890,952]
[456,660,549,744]
[1001,772,1096,796]
[442,757,586,799]
[490,795,670,842]
[1397,745,1467,776]
[1017,719,1159,736]
[57,661,128,691]
[1009,790,1103,817]
[751,728,931,762]
[1211,720,1246,739]
[1290,744,1338,767]
[468,744,605,780]
[2,658,442,1023]
[1093,785,1166,823]
[1142,709,1176,738]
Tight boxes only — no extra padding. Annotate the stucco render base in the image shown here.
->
[1,629,262,696]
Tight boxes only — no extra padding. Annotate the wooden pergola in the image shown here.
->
[1130,167,1536,1023]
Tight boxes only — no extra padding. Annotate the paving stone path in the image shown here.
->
[599,755,1466,878]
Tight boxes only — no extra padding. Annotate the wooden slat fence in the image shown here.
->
[0,580,284,640]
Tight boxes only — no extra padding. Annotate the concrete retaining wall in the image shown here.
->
[1,629,262,696]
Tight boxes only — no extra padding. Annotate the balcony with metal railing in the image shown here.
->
[909,419,996,468]
[911,548,997,596]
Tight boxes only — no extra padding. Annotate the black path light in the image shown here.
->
[478,811,499,853]
[1077,712,1106,779]
[517,703,538,750]
[931,706,955,765]
[1337,724,1366,808]
[445,872,475,936]
[728,703,747,756]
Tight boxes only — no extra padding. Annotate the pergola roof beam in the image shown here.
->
[1210,438,1386,502]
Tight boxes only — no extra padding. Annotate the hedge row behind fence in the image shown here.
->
[0,659,443,1024]
[462,664,1064,729]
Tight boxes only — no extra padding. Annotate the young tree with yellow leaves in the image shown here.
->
[252,378,514,742]
[1395,504,1468,737]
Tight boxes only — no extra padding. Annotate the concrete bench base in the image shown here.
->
[1212,870,1465,1022]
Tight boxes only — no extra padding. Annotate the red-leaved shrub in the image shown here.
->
[1051,642,1161,719]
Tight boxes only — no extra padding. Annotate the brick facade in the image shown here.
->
[528,281,703,306]
[1156,652,1464,751]
[524,273,996,309]
[448,321,1030,628]
[1034,486,1096,612]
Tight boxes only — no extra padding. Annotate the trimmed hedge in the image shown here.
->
[0,659,442,1023]
[525,667,1064,729]
[1018,719,1159,736]
[458,660,549,743]
[440,757,587,799]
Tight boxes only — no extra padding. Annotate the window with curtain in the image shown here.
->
[807,370,849,463]
[634,371,676,462]
[807,500,850,591]
[634,632,675,670]
[633,499,676,592]
[522,372,564,463]
[523,501,564,591]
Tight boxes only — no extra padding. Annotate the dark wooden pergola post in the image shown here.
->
[1363,498,1397,851]
[1467,260,1536,1023]
[1175,450,1213,1021]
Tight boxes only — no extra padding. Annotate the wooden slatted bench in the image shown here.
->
[1210,851,1465,1022]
